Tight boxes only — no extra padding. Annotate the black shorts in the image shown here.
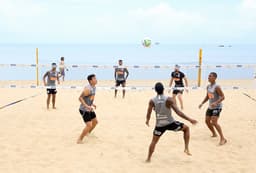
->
[79,109,96,123]
[116,80,126,86]
[153,121,184,136]
[206,108,222,117]
[47,88,57,94]
[172,89,184,95]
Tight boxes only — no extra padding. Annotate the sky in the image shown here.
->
[0,0,256,44]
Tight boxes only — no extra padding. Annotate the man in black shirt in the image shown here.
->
[169,65,188,110]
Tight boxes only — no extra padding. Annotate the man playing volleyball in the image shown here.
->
[169,64,188,110]
[59,57,68,82]
[114,59,129,98]
[77,74,98,144]
[199,72,227,145]
[146,82,197,162]
[43,63,60,109]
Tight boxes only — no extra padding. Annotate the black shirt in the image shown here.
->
[171,71,185,87]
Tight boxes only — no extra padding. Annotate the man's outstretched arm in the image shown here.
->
[168,98,197,124]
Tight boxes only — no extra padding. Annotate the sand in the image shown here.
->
[0,79,256,173]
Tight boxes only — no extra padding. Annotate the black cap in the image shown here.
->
[52,63,57,68]
[175,64,180,69]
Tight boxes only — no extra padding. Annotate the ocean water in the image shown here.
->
[0,44,255,81]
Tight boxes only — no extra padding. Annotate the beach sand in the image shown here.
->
[0,79,256,173]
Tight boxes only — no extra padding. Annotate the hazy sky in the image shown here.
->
[0,0,256,44]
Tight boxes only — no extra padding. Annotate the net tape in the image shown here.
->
[0,63,256,69]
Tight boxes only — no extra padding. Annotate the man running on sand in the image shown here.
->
[146,82,197,162]
[43,63,60,109]
[77,74,98,144]
[199,72,227,145]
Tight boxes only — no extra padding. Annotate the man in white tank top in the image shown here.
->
[199,72,227,145]
[145,82,197,162]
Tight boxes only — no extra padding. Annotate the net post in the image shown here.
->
[36,48,39,86]
[198,48,203,87]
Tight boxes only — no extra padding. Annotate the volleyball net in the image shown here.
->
[0,63,255,90]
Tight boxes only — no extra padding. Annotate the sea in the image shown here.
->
[0,43,255,81]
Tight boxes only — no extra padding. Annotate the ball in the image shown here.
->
[142,38,151,47]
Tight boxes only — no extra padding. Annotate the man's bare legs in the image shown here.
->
[115,82,126,98]
[114,89,117,98]
[172,93,183,110]
[77,121,93,144]
[172,94,177,105]
[205,116,218,137]
[211,116,227,145]
[122,83,126,98]
[146,125,192,162]
[146,135,160,162]
[47,94,57,109]
[89,118,98,133]
[52,94,56,109]
[182,125,192,155]
[47,94,51,109]
[177,94,184,110]
[77,118,98,144]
